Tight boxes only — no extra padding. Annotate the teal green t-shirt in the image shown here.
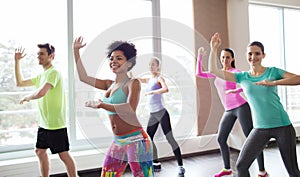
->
[31,66,66,130]
[234,67,291,128]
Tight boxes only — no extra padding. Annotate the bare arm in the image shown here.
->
[125,79,141,111]
[112,79,141,127]
[86,79,141,112]
[208,33,236,82]
[85,79,141,126]
[255,72,299,86]
[129,71,149,83]
[73,36,113,90]
[145,76,168,95]
[138,77,149,83]
[20,83,52,104]
[14,47,34,87]
[277,73,300,85]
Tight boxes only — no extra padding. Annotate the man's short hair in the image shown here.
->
[37,43,55,55]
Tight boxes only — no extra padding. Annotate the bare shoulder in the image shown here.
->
[124,78,141,88]
[157,75,166,82]
[128,78,141,88]
[138,77,149,83]
[125,78,141,94]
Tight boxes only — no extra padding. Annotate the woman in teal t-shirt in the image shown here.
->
[208,32,300,177]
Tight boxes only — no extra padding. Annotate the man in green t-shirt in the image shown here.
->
[14,44,77,177]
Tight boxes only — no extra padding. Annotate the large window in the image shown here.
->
[160,0,196,138]
[72,0,153,149]
[249,4,300,122]
[0,0,68,155]
[73,0,196,148]
[0,0,195,159]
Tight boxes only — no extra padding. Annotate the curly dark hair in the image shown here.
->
[106,41,137,71]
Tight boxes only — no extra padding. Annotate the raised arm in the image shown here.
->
[14,47,34,87]
[73,36,112,90]
[208,33,236,82]
[196,47,216,78]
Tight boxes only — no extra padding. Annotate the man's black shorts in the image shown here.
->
[36,127,70,154]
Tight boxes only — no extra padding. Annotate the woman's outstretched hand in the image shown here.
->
[73,36,87,50]
[85,99,103,109]
[210,32,221,50]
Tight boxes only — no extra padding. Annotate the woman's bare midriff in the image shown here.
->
[109,114,142,135]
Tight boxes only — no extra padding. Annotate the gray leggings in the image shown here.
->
[147,108,183,166]
[218,103,265,170]
[236,124,300,177]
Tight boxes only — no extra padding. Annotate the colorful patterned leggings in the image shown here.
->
[101,128,154,177]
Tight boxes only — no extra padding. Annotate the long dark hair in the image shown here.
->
[223,48,235,68]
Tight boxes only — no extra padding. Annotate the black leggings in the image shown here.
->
[218,103,265,170]
[236,124,300,177]
[146,108,183,166]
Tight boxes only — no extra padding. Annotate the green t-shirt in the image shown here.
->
[234,67,291,128]
[31,66,66,130]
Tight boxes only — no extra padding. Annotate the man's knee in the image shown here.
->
[35,148,47,157]
[58,151,72,162]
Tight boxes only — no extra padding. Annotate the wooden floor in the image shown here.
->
[58,142,300,177]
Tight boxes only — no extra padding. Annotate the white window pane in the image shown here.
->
[249,4,284,68]
[284,8,300,123]
[160,0,197,138]
[249,4,300,124]
[0,0,67,152]
[73,0,152,148]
